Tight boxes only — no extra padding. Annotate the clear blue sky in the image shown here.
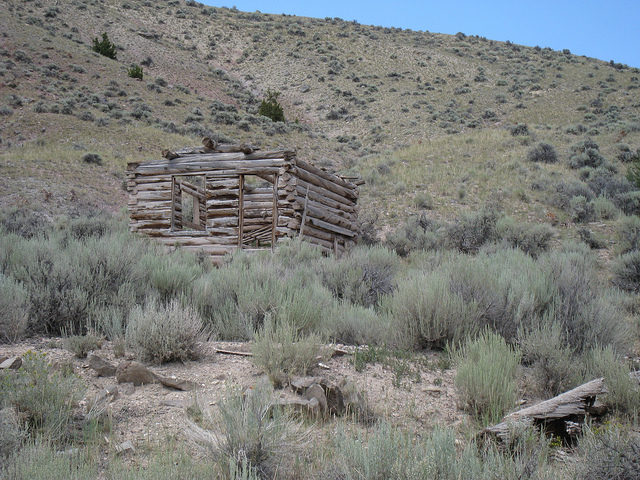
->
[202,0,640,68]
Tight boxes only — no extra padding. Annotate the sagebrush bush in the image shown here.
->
[0,407,24,461]
[526,142,558,163]
[252,317,326,387]
[453,330,521,425]
[385,214,442,256]
[0,274,29,343]
[0,351,84,445]
[1,441,97,480]
[552,180,594,210]
[126,299,204,364]
[582,346,640,415]
[64,334,102,358]
[519,320,580,396]
[188,382,307,479]
[0,208,49,238]
[592,196,619,220]
[570,195,595,222]
[612,251,640,292]
[322,303,388,345]
[446,207,499,253]
[318,245,399,308]
[572,425,640,480]
[495,217,554,258]
[616,215,640,254]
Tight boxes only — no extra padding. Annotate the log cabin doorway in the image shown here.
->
[238,173,278,249]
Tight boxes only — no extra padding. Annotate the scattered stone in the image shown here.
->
[0,356,7,364]
[88,354,116,377]
[0,356,22,370]
[120,383,136,395]
[115,440,135,455]
[156,375,195,391]
[304,383,328,416]
[277,392,321,416]
[116,361,157,386]
[160,398,187,408]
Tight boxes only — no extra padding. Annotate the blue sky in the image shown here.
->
[202,0,640,68]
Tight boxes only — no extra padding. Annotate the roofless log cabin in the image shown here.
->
[126,140,361,263]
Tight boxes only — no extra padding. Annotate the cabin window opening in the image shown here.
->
[172,175,206,231]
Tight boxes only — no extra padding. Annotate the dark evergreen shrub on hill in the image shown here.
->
[527,142,557,163]
[258,89,285,122]
[92,33,117,60]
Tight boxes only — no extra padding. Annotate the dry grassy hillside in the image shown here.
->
[1,0,639,233]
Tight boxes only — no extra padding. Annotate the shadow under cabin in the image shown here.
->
[126,141,362,264]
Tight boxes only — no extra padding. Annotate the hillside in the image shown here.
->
[1,0,639,235]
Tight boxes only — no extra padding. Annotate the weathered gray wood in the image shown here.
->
[306,215,356,237]
[482,378,607,443]
[294,166,358,201]
[296,158,357,191]
[293,180,356,211]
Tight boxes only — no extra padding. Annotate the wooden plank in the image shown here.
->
[306,215,356,237]
[296,158,358,191]
[238,174,244,247]
[294,166,357,201]
[293,180,356,211]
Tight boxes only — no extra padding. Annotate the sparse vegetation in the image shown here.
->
[91,33,117,60]
[127,64,143,80]
[258,89,284,122]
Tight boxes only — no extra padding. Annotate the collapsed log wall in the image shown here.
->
[127,148,359,262]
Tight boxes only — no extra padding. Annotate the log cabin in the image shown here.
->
[126,140,361,263]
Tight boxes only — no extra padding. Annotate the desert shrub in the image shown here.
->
[612,250,640,292]
[127,64,143,79]
[495,217,554,257]
[568,138,605,169]
[453,329,521,425]
[0,274,29,343]
[386,214,443,256]
[0,209,49,238]
[317,246,399,308]
[510,123,529,136]
[322,303,388,345]
[386,268,478,350]
[552,180,594,210]
[578,227,606,249]
[135,250,203,302]
[91,33,117,59]
[592,196,619,220]
[541,247,630,353]
[188,382,307,479]
[518,319,580,396]
[0,351,84,444]
[572,425,640,480]
[193,255,335,340]
[64,334,102,358]
[252,317,326,387]
[570,195,595,222]
[526,143,557,163]
[587,168,633,199]
[81,153,102,165]
[126,298,203,364]
[614,189,640,215]
[413,191,434,209]
[257,89,284,122]
[616,215,640,253]
[617,143,640,163]
[1,441,97,480]
[582,346,640,415]
[445,207,499,253]
[0,407,25,461]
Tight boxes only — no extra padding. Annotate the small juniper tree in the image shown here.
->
[92,33,117,60]
[258,89,285,122]
[127,64,143,80]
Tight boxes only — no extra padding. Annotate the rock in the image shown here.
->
[0,356,7,364]
[120,383,136,395]
[116,361,157,386]
[0,356,22,370]
[290,376,322,392]
[156,375,196,391]
[115,440,135,455]
[88,354,116,377]
[277,394,321,416]
[304,384,328,416]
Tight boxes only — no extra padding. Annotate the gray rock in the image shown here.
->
[88,354,116,377]
[0,356,22,370]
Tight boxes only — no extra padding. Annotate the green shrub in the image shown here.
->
[91,33,117,59]
[0,407,25,462]
[526,142,558,163]
[126,299,203,364]
[570,195,595,222]
[258,89,284,122]
[519,320,580,396]
[2,442,97,479]
[188,382,307,479]
[413,191,434,209]
[495,217,554,258]
[592,196,619,220]
[317,245,399,308]
[386,214,442,256]
[252,317,326,387]
[0,351,84,445]
[446,207,499,253]
[612,250,640,292]
[617,214,640,253]
[582,346,640,415]
[0,274,29,343]
[64,334,102,358]
[322,303,388,345]
[453,330,521,425]
[572,425,640,480]
[127,64,143,79]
